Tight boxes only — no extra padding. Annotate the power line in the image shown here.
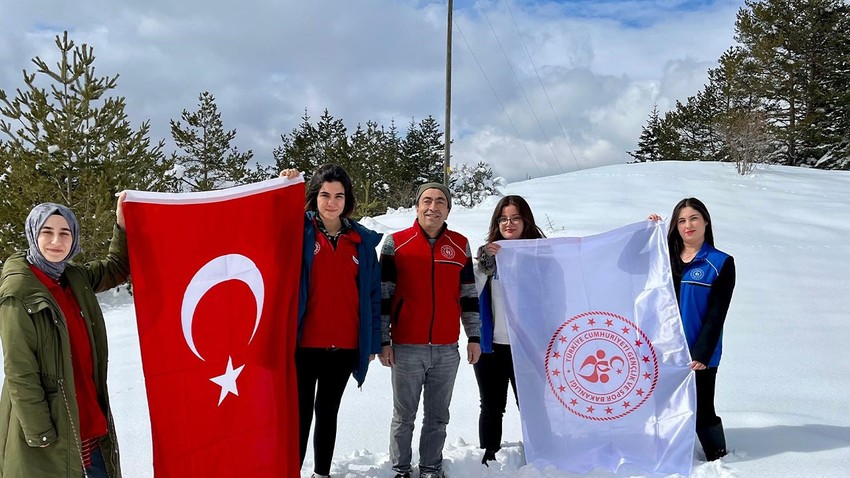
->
[475,0,566,174]
[502,0,582,170]
[453,18,544,178]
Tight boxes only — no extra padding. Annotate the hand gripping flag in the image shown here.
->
[495,221,696,476]
[123,177,304,477]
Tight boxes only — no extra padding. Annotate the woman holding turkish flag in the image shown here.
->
[0,194,130,478]
[280,165,382,478]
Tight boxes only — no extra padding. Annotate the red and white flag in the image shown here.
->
[495,221,696,476]
[123,178,304,477]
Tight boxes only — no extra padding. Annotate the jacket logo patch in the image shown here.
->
[314,241,321,255]
[440,245,456,259]
[352,256,359,265]
[689,269,704,280]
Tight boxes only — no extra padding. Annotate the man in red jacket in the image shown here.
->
[379,182,481,478]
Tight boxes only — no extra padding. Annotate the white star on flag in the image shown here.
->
[210,356,245,406]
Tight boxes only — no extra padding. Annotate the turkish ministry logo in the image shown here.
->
[545,311,658,420]
[440,244,456,259]
[181,254,264,406]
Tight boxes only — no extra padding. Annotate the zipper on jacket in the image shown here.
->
[52,316,63,381]
[58,378,88,477]
[428,243,436,343]
[39,293,86,475]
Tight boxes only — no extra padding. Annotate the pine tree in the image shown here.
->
[314,109,351,169]
[679,85,729,162]
[655,111,685,161]
[735,0,850,166]
[273,109,351,182]
[0,32,170,263]
[449,161,501,208]
[349,120,398,215]
[639,1,850,170]
[400,116,445,187]
[273,109,321,174]
[369,120,408,211]
[628,105,663,162]
[170,91,268,191]
[274,110,448,211]
[815,1,850,169]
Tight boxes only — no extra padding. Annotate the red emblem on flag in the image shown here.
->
[545,310,659,420]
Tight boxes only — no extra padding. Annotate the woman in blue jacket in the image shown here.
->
[281,165,382,478]
[651,197,735,461]
[475,195,545,466]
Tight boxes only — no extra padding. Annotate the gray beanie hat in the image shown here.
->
[415,182,452,210]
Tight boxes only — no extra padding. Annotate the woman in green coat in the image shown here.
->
[0,194,129,478]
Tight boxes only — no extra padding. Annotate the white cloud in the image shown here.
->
[0,0,744,181]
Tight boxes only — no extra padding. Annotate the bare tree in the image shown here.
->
[719,109,771,175]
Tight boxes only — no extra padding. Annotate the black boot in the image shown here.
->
[481,449,497,466]
[696,418,727,461]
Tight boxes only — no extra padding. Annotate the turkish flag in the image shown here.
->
[123,178,304,477]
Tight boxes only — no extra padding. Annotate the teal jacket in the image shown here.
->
[0,226,129,478]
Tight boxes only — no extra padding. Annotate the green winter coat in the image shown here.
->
[0,225,129,478]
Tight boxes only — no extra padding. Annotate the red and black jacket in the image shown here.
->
[380,220,480,345]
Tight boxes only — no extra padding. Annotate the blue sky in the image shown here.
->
[0,0,744,181]
[457,0,727,26]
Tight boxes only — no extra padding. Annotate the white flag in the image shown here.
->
[495,221,695,476]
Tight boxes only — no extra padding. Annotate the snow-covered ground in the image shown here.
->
[4,161,850,477]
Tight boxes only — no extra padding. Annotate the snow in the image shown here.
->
[4,161,850,477]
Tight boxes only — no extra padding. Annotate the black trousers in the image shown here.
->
[472,343,518,452]
[296,347,357,475]
[695,367,721,428]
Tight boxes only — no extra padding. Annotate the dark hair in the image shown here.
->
[305,164,356,218]
[668,197,714,272]
[485,195,546,242]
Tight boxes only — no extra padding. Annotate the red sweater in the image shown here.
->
[30,264,107,442]
[299,226,361,349]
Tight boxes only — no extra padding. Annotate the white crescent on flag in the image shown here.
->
[180,253,265,361]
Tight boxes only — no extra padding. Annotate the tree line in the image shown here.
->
[629,0,850,173]
[0,33,498,263]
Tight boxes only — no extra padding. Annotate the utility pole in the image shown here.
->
[444,0,453,186]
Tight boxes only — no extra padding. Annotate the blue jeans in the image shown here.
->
[83,447,109,478]
[390,343,460,475]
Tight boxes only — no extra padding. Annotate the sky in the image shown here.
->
[0,0,745,181]
[3,160,849,477]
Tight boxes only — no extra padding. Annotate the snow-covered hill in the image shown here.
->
[5,161,850,477]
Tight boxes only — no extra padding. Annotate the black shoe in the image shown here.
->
[393,473,410,478]
[481,449,497,466]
